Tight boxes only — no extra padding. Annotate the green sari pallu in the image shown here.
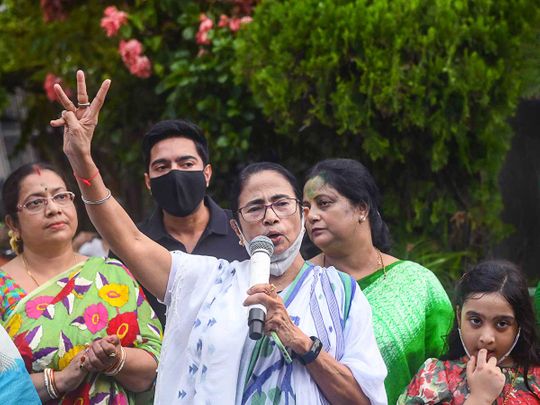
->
[2,257,162,404]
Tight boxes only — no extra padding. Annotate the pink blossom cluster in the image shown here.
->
[218,15,252,32]
[100,6,128,37]
[196,11,253,47]
[196,14,214,45]
[118,39,152,78]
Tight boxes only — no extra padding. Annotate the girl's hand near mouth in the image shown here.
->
[465,348,505,404]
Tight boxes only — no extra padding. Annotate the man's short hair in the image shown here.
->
[142,119,209,170]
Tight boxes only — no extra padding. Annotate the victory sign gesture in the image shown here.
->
[50,70,110,164]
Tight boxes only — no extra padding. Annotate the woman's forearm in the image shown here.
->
[67,156,144,254]
[30,373,51,401]
[305,350,370,404]
[31,367,86,401]
[113,348,158,392]
[289,335,369,404]
[66,155,171,300]
[254,289,371,404]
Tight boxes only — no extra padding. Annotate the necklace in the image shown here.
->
[21,254,41,287]
[376,248,387,279]
[21,253,79,288]
[323,248,386,278]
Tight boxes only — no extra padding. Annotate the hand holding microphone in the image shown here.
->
[247,235,274,340]
[244,236,301,364]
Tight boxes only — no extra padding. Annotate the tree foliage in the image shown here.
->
[234,0,540,253]
[0,0,538,281]
[0,0,267,219]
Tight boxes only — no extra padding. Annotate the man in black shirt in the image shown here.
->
[135,119,248,326]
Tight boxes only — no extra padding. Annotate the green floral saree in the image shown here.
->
[1,257,162,404]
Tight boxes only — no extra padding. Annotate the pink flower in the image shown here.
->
[100,6,128,37]
[196,14,213,45]
[199,13,213,31]
[128,56,152,78]
[83,303,108,334]
[229,18,242,32]
[229,16,252,32]
[118,39,143,65]
[43,73,61,101]
[26,296,54,319]
[118,39,152,78]
[196,30,210,45]
[240,16,253,25]
[218,14,230,28]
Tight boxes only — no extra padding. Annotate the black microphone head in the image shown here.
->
[248,235,274,257]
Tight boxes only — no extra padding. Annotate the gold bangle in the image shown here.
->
[44,368,60,399]
[103,346,126,376]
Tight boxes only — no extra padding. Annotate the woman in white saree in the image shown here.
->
[50,70,388,405]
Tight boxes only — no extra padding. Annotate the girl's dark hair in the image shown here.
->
[305,158,391,252]
[230,162,301,222]
[2,162,67,224]
[443,260,540,397]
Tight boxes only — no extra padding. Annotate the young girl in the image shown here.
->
[398,260,540,404]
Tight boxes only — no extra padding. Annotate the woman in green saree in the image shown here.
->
[303,158,454,404]
[0,162,162,404]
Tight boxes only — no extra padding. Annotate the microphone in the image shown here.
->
[247,235,274,340]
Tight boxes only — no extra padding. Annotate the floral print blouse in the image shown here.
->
[398,357,540,404]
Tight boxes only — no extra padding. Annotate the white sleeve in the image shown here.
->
[340,289,388,405]
[162,250,222,306]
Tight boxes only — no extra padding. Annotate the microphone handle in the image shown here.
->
[248,307,266,340]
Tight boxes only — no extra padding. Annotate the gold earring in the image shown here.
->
[8,230,22,255]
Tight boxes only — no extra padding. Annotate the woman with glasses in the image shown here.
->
[50,70,388,404]
[0,162,162,403]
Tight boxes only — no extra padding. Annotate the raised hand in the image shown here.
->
[465,349,505,404]
[50,70,110,161]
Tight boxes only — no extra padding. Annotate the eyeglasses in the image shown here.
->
[238,197,301,223]
[17,191,75,214]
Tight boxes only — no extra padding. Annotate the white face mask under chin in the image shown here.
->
[458,327,521,365]
[238,217,305,277]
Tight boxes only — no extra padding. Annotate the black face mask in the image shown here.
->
[150,170,207,217]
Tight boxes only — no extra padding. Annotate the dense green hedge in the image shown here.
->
[234,0,540,258]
